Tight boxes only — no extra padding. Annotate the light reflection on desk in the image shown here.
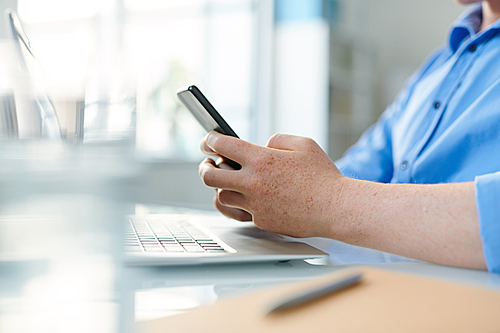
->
[0,142,134,333]
[135,285,217,320]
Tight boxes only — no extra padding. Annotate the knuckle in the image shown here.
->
[251,154,265,168]
[243,174,263,196]
[250,152,269,170]
[245,196,260,216]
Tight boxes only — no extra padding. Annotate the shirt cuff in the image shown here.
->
[475,172,500,273]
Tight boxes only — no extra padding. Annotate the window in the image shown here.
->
[18,0,258,160]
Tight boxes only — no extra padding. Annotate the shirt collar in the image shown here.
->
[448,3,500,53]
[448,4,483,53]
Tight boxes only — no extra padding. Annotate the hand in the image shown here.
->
[199,132,487,270]
[200,134,253,222]
[199,132,345,238]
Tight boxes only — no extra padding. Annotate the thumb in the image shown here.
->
[266,133,317,151]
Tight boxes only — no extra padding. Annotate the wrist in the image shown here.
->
[325,176,372,243]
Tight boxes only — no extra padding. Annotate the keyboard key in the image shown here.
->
[173,234,190,238]
[183,246,205,253]
[202,246,224,250]
[165,247,185,252]
[175,238,193,242]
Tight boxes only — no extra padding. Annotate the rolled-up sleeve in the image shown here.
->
[475,172,500,273]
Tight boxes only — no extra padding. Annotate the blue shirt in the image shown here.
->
[334,4,500,273]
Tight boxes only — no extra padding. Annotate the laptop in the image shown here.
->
[124,212,328,266]
[4,9,328,266]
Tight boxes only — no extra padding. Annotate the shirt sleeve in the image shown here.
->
[475,172,500,273]
[334,47,449,183]
[334,104,397,183]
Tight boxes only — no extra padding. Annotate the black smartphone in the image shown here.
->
[177,85,241,169]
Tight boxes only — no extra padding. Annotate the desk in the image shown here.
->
[127,247,500,323]
[0,143,498,332]
[1,212,499,333]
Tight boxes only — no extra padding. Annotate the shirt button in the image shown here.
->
[433,101,441,109]
[400,161,408,170]
[468,44,477,52]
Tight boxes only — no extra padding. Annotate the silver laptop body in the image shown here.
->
[124,213,328,266]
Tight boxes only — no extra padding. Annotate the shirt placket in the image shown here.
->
[396,39,482,183]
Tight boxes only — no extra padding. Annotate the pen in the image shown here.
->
[266,272,363,314]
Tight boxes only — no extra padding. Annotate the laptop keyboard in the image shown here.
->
[125,217,227,254]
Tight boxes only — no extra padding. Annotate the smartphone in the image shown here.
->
[177,85,240,169]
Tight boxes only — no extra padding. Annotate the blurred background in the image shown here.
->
[0,0,466,208]
[0,3,489,331]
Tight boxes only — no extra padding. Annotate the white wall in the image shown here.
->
[274,19,330,150]
[340,0,466,113]
[328,0,468,159]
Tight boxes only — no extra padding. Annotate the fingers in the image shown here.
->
[202,131,259,165]
[200,133,218,156]
[266,133,318,151]
[198,158,243,191]
[217,189,246,208]
[216,157,241,171]
[214,190,252,221]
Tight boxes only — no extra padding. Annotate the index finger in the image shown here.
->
[198,158,245,192]
[205,131,260,165]
[200,133,218,156]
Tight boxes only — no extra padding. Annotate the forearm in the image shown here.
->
[198,132,488,270]
[330,178,486,269]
